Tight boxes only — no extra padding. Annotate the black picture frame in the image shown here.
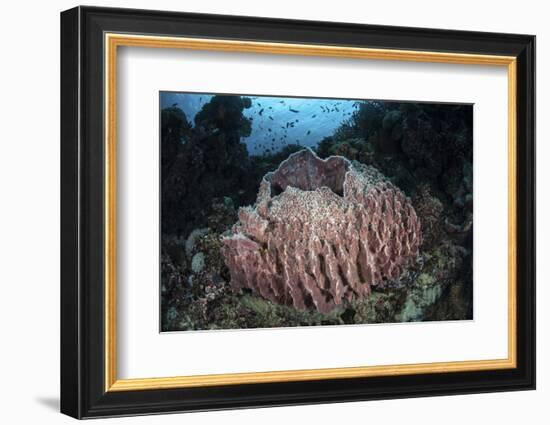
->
[60,5,535,419]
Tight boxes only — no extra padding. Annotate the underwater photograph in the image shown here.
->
[160,91,473,332]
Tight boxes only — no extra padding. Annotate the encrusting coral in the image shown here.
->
[222,149,422,313]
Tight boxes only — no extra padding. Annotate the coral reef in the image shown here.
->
[160,96,473,331]
[412,184,445,251]
[222,149,421,313]
[161,96,256,237]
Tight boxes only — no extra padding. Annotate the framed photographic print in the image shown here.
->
[60,6,536,419]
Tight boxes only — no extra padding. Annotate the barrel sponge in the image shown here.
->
[222,149,422,313]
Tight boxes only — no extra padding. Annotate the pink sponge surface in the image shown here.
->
[222,149,422,313]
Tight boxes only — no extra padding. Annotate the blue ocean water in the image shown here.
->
[160,92,360,155]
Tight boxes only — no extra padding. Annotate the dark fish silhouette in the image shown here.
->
[307,130,311,135]
[311,114,316,118]
[269,116,273,120]
[259,108,264,116]
[289,108,299,113]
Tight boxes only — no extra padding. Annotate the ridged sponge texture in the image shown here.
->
[222,149,422,313]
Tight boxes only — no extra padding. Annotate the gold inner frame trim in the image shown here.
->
[104,33,518,392]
